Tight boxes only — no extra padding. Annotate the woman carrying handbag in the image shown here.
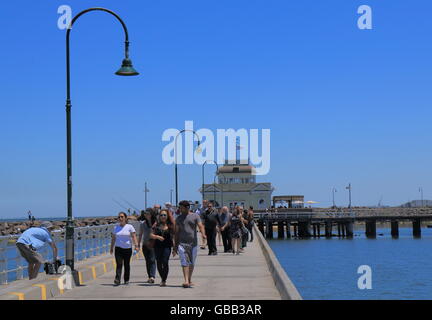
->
[221,206,247,255]
[138,209,157,283]
[240,209,249,250]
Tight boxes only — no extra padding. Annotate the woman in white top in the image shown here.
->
[110,212,139,286]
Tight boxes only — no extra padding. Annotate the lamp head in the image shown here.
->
[115,58,139,76]
[195,141,202,154]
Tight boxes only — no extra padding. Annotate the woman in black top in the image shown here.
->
[240,209,249,249]
[247,206,255,242]
[139,210,157,283]
[150,209,174,287]
[221,206,246,255]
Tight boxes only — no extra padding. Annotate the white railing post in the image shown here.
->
[85,227,91,259]
[92,227,97,256]
[105,226,111,253]
[78,228,84,261]
[89,226,95,257]
[94,227,100,255]
[97,226,103,255]
[101,227,107,253]
[0,237,8,284]
[89,227,95,257]
[15,245,24,280]
[78,228,85,260]
[74,228,80,261]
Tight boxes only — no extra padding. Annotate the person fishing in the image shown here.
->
[16,221,58,280]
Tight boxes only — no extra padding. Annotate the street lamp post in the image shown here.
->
[419,187,424,207]
[217,173,227,208]
[346,183,352,209]
[174,130,201,206]
[144,182,149,209]
[213,175,217,206]
[332,187,337,208]
[65,7,139,272]
[212,174,227,208]
[202,160,219,204]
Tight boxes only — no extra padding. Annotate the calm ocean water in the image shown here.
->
[268,227,432,300]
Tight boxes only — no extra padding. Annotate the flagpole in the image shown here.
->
[347,183,352,209]
[144,182,149,209]
[332,188,337,208]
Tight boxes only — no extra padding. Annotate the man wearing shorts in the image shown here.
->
[173,200,206,288]
[16,221,58,280]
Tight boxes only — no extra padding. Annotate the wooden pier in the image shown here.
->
[255,211,432,239]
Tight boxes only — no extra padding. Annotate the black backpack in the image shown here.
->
[44,259,62,274]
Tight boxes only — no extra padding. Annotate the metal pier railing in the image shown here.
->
[0,223,140,285]
[254,211,356,220]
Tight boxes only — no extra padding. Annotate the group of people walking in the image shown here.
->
[196,200,254,255]
[110,200,255,288]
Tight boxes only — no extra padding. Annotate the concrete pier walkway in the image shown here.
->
[53,238,282,300]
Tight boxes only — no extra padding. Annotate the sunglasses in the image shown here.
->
[118,216,125,219]
[160,214,167,217]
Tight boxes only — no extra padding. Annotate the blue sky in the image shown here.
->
[1,0,431,218]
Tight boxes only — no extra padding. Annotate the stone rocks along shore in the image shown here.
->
[0,215,139,236]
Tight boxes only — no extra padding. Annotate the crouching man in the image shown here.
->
[16,221,58,280]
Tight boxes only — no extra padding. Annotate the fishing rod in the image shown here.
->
[112,198,129,211]
[119,196,140,212]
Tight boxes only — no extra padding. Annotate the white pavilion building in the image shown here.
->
[201,160,274,210]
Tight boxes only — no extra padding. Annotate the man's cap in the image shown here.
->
[41,221,53,229]
[179,200,190,207]
[165,202,172,206]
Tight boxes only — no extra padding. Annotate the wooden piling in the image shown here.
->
[325,221,332,238]
[298,221,312,238]
[277,222,284,239]
[266,221,274,239]
[412,219,421,238]
[346,222,354,238]
[286,222,291,239]
[390,220,399,238]
[365,220,376,238]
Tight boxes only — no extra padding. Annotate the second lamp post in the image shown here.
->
[174,130,201,206]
